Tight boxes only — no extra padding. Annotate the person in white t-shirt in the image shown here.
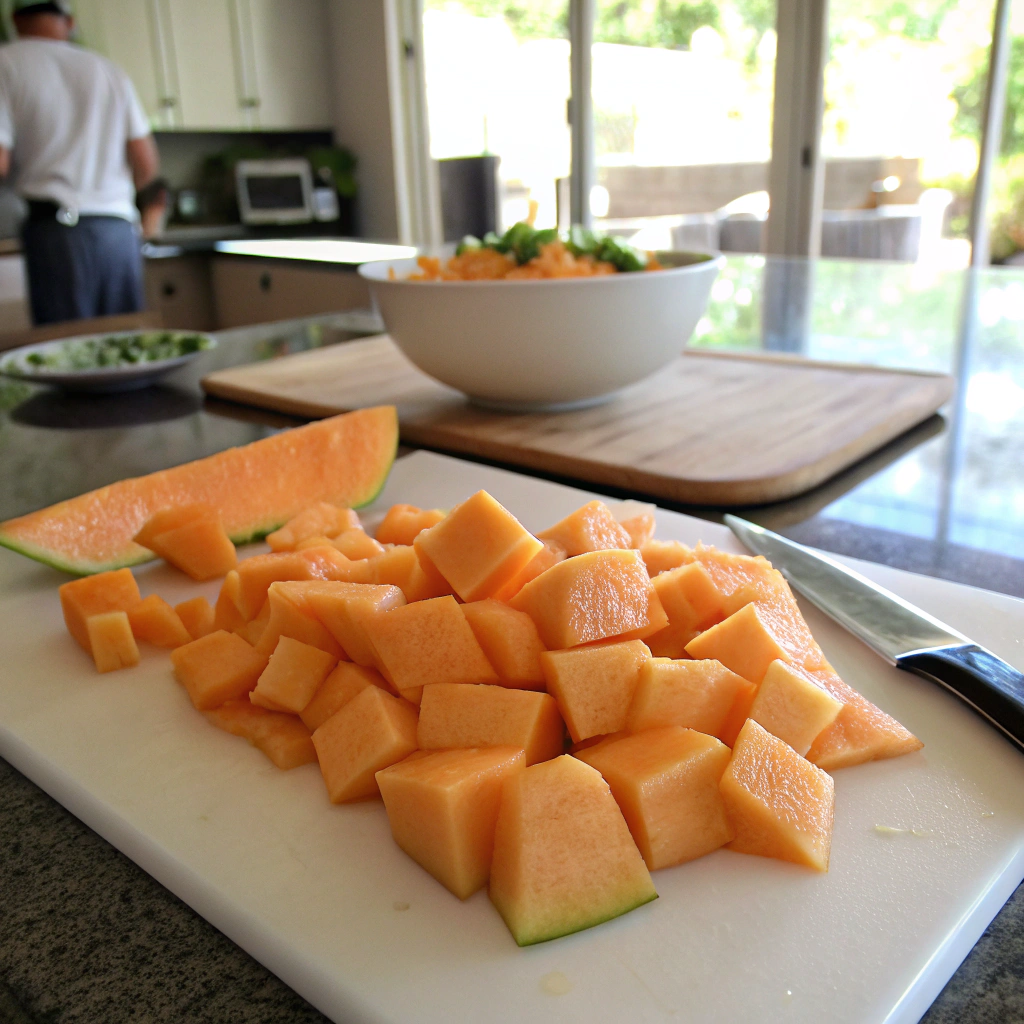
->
[0,0,162,325]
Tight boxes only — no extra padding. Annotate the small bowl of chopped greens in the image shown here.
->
[0,330,215,392]
[359,222,722,411]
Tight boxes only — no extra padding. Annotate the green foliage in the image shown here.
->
[308,146,358,199]
[595,0,719,49]
[424,0,568,39]
[953,35,1024,158]
[829,0,958,45]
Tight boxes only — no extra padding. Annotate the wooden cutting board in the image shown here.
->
[201,335,953,505]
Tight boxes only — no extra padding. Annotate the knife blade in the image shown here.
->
[724,514,1024,752]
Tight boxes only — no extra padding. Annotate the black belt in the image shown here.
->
[26,200,65,222]
[25,201,117,225]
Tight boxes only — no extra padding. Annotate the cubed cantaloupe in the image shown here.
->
[540,640,651,743]
[377,746,526,899]
[329,528,386,561]
[489,754,657,946]
[490,539,566,602]
[300,661,389,731]
[748,659,844,756]
[461,598,547,690]
[311,684,419,802]
[170,629,268,710]
[375,504,446,546]
[214,571,247,633]
[234,598,271,647]
[127,594,193,648]
[639,539,693,577]
[233,549,365,620]
[627,658,757,746]
[576,726,734,870]
[133,503,216,549]
[86,611,140,673]
[175,596,215,640]
[719,719,835,872]
[414,491,543,602]
[537,500,632,557]
[266,503,361,552]
[685,602,790,684]
[510,549,668,649]
[254,581,345,659]
[251,635,337,714]
[646,561,727,658]
[146,517,238,581]
[300,581,406,666]
[60,568,141,653]
[619,512,656,548]
[417,683,564,765]
[363,595,498,703]
[204,699,317,769]
[367,544,454,602]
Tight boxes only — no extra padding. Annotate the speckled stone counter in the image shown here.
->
[1,254,1023,1022]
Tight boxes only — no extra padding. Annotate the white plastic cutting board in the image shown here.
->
[1,450,1023,1024]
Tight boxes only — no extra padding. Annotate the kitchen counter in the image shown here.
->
[1,254,1023,1022]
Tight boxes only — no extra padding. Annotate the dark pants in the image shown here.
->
[22,215,145,326]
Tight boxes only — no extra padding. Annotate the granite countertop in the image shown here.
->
[1,254,1023,1021]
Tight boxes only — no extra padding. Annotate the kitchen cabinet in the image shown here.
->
[74,0,333,130]
[143,255,217,332]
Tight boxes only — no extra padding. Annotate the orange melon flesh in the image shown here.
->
[619,512,656,549]
[251,636,337,714]
[214,571,247,633]
[0,406,398,575]
[174,596,216,640]
[170,629,268,711]
[204,699,316,769]
[720,719,834,872]
[363,595,498,704]
[489,754,657,946]
[510,549,667,650]
[689,544,922,769]
[300,582,406,667]
[254,582,345,659]
[627,658,756,744]
[684,603,790,684]
[540,640,651,743]
[86,611,140,673]
[376,746,526,900]
[537,500,632,557]
[490,539,566,603]
[461,598,547,691]
[576,727,734,870]
[367,544,453,603]
[234,550,360,620]
[417,683,564,765]
[329,528,386,561]
[749,659,844,757]
[311,684,419,802]
[639,539,693,577]
[147,517,238,581]
[266,503,360,552]
[375,504,445,546]
[652,562,725,632]
[414,491,543,602]
[235,599,271,648]
[128,594,193,649]
[300,661,389,731]
[59,568,141,653]
[133,503,216,549]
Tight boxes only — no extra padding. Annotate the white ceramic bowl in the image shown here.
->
[358,250,724,411]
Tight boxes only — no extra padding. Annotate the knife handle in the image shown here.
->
[898,644,1024,752]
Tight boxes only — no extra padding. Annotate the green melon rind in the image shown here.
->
[510,887,658,947]
[0,411,398,577]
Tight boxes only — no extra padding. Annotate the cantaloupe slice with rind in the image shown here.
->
[489,754,657,946]
[0,406,397,575]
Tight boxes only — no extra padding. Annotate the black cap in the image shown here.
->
[13,1,73,17]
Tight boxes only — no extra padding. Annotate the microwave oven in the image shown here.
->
[235,158,314,225]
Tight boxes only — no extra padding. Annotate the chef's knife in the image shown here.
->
[724,515,1024,753]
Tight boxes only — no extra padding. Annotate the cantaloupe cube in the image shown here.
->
[300,661,389,731]
[204,699,316,769]
[174,596,215,640]
[233,550,364,620]
[367,544,454,602]
[639,539,693,577]
[170,629,268,710]
[214,571,247,632]
[234,598,271,647]
[266,502,360,552]
[301,582,406,666]
[86,611,140,673]
[363,596,498,703]
[720,719,834,872]
[685,602,790,684]
[510,549,668,649]
[749,659,844,757]
[490,540,566,602]
[251,636,337,714]
[569,732,629,756]
[377,746,526,899]
[375,504,446,546]
[489,754,657,946]
[576,726,734,869]
[619,512,656,548]
[461,599,547,690]
[133,503,216,549]
[327,527,386,561]
[537,500,633,557]
[414,491,543,602]
[60,568,141,653]
[540,640,651,743]
[147,517,237,581]
[254,582,344,659]
[312,684,419,802]
[646,562,727,657]
[627,658,757,744]
[417,683,564,765]
[127,594,193,648]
